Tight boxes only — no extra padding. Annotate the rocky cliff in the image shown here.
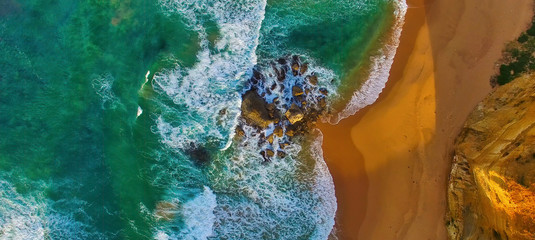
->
[447,74,535,240]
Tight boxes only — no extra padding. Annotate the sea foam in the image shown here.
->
[0,179,106,239]
[149,0,409,239]
[0,180,46,239]
[332,0,408,123]
[200,125,337,239]
[154,0,267,150]
[154,186,217,240]
[309,130,337,239]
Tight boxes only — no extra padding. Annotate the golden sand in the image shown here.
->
[319,0,534,239]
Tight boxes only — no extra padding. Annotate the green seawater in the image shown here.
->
[0,0,401,239]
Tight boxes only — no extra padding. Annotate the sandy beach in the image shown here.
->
[319,0,534,239]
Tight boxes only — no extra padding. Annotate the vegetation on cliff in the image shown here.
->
[492,6,535,86]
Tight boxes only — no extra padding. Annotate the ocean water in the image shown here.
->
[0,0,406,239]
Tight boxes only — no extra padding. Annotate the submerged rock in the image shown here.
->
[186,143,211,165]
[272,64,286,82]
[319,88,328,95]
[0,0,21,17]
[252,68,264,82]
[155,201,179,221]
[276,150,286,159]
[260,150,269,162]
[447,74,535,240]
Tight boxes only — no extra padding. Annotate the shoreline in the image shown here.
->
[332,0,407,123]
[320,0,534,239]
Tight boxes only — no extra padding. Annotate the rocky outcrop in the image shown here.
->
[241,90,278,128]
[285,103,304,124]
[447,74,535,240]
[238,55,330,161]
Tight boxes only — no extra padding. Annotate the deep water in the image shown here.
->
[0,0,401,239]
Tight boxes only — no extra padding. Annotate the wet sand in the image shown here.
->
[319,0,534,239]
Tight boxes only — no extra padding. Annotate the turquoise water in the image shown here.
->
[0,0,404,239]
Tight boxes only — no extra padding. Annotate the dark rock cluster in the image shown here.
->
[237,55,330,162]
[185,142,211,166]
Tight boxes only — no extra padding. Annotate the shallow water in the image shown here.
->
[0,0,404,239]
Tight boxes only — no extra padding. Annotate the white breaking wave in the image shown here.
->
[179,186,217,239]
[151,120,338,239]
[331,0,408,123]
[205,126,336,239]
[0,179,105,240]
[0,180,47,239]
[249,57,339,116]
[151,0,410,239]
[154,186,217,240]
[309,130,337,239]
[154,0,267,150]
